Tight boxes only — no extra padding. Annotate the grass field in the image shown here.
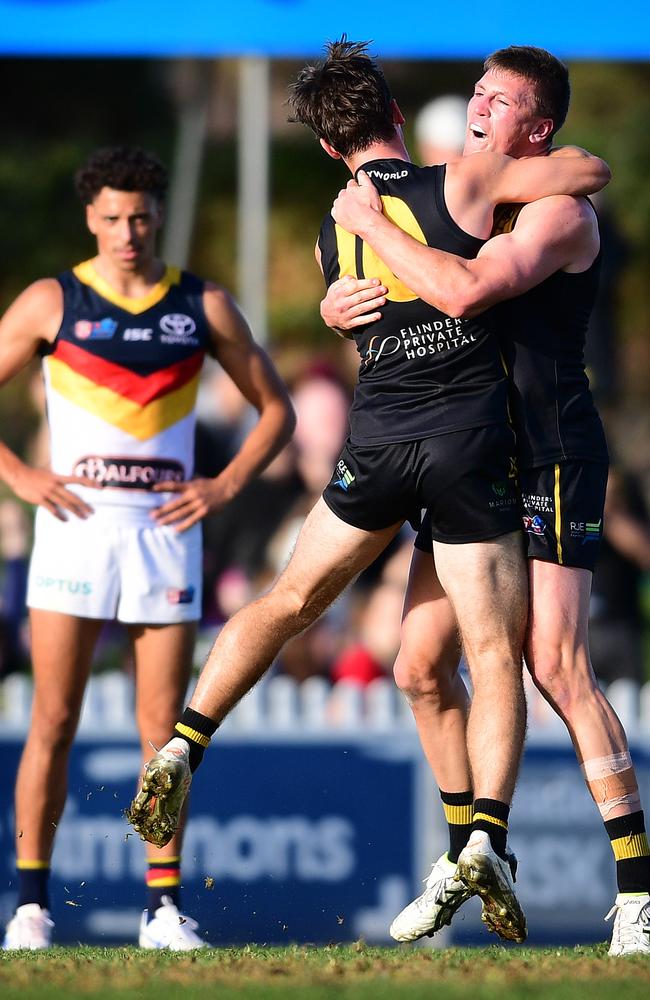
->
[1,944,649,999]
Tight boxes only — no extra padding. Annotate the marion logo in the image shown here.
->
[74,318,118,340]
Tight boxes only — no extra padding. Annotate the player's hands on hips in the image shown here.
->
[331,170,383,237]
[320,275,386,333]
[151,477,235,531]
[7,463,97,520]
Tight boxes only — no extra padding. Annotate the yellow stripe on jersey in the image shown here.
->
[611,833,650,861]
[17,860,50,869]
[47,356,199,441]
[334,224,358,282]
[73,260,181,315]
[554,464,564,565]
[362,196,425,303]
[334,198,425,303]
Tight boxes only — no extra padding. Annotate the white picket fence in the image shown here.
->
[0,670,649,741]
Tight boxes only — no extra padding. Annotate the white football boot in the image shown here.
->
[456,831,527,943]
[3,904,54,950]
[139,895,208,951]
[606,893,650,956]
[390,852,473,942]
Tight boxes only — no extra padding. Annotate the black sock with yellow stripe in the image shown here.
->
[174,708,218,773]
[17,860,50,909]
[605,810,650,894]
[440,790,474,863]
[472,798,509,860]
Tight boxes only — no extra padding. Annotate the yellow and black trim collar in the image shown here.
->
[73,259,180,315]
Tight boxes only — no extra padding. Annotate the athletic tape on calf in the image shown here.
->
[580,752,640,818]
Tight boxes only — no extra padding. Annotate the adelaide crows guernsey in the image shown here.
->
[492,204,609,469]
[40,260,210,508]
[318,159,509,446]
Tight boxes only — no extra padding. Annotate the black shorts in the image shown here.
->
[519,460,608,571]
[323,424,520,544]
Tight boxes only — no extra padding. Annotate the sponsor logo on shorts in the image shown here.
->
[73,318,118,340]
[167,586,195,605]
[34,576,92,595]
[159,313,198,345]
[73,456,185,489]
[333,460,355,491]
[570,519,602,543]
[522,493,554,513]
[489,481,516,509]
[523,514,546,535]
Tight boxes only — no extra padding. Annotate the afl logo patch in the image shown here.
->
[74,318,118,340]
[160,313,196,337]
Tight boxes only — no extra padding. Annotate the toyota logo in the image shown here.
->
[160,313,196,336]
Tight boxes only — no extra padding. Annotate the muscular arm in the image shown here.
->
[0,280,95,519]
[454,146,611,208]
[152,283,295,531]
[332,177,599,319]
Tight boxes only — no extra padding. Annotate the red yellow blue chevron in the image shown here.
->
[45,339,203,442]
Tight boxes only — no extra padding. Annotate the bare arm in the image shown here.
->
[0,280,96,519]
[332,175,598,318]
[457,146,611,206]
[152,283,295,531]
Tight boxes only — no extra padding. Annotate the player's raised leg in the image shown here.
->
[3,610,102,950]
[434,531,528,943]
[127,499,401,846]
[527,560,650,955]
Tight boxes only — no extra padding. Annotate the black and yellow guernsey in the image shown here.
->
[318,158,509,447]
[492,203,609,469]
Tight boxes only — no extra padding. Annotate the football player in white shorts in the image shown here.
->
[0,146,294,950]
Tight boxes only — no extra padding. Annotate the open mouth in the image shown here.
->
[469,123,487,140]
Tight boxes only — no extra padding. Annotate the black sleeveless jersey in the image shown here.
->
[493,204,609,469]
[318,159,509,446]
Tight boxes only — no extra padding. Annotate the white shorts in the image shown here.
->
[27,505,202,624]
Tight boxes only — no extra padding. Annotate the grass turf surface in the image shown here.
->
[1,944,649,999]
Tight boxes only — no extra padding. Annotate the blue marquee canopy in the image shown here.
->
[0,0,648,59]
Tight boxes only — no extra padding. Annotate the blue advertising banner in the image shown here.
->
[0,735,421,945]
[0,1,647,58]
[1,732,649,946]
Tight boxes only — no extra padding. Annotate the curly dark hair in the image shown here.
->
[287,37,395,158]
[484,46,570,138]
[74,146,169,204]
